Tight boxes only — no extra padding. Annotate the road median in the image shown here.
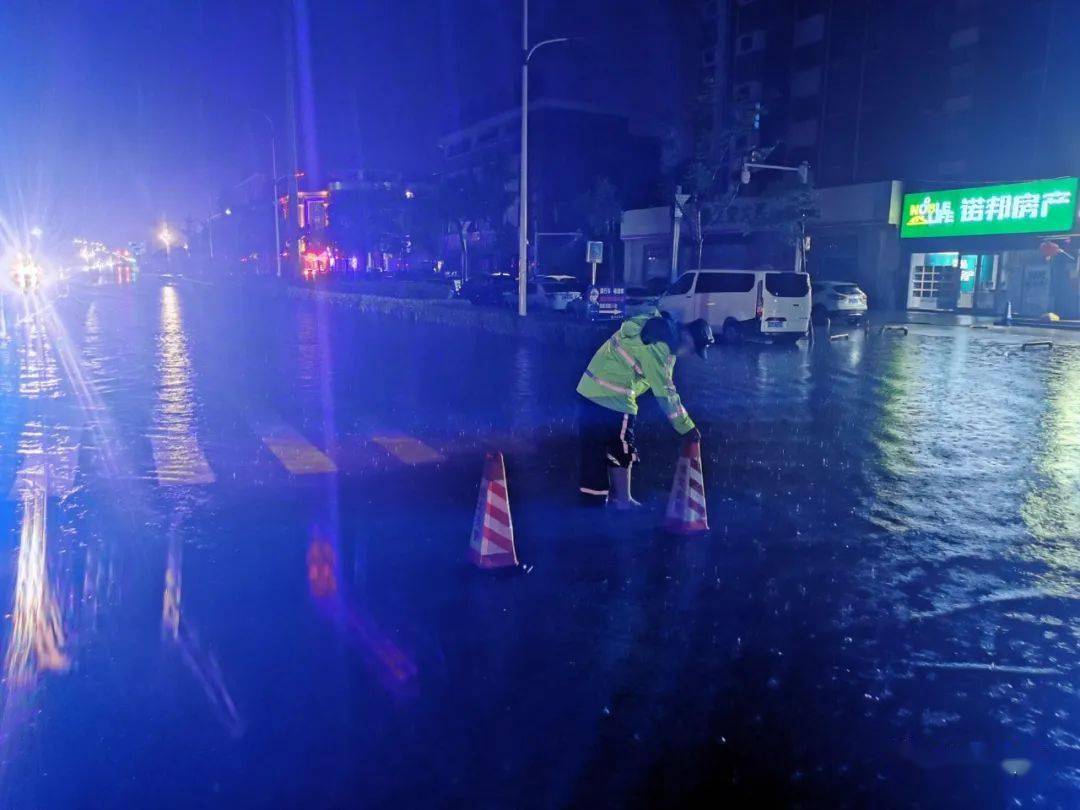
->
[284,285,614,348]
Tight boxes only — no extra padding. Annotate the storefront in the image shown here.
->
[621,181,901,305]
[900,177,1079,317]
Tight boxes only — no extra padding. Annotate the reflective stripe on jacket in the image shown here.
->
[576,312,696,435]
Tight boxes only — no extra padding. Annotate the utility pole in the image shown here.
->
[253,110,284,278]
[517,0,571,317]
[207,204,232,262]
[518,0,529,316]
[671,185,690,283]
[269,132,283,278]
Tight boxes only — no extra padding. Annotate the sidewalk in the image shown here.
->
[886,309,1080,335]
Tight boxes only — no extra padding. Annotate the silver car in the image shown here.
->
[811,279,868,323]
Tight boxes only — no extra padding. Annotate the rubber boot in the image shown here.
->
[608,466,642,510]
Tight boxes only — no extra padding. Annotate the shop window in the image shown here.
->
[909,252,970,306]
[976,254,999,291]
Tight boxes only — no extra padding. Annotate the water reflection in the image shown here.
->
[152,286,214,484]
[160,517,243,738]
[1022,350,1080,568]
[300,304,416,689]
[5,490,69,688]
[307,528,417,690]
[0,298,76,784]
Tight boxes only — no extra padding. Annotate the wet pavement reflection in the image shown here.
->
[0,277,1077,807]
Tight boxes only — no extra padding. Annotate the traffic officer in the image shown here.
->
[576,310,713,508]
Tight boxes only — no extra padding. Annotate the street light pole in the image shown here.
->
[207,205,232,262]
[269,133,282,278]
[517,0,530,317]
[517,0,571,317]
[208,196,216,260]
[253,110,284,279]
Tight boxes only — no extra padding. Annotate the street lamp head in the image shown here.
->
[30,227,43,238]
[225,207,233,216]
[158,225,173,246]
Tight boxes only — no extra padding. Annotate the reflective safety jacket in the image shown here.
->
[576,313,696,435]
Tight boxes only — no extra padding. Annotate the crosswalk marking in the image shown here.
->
[259,423,337,475]
[371,434,444,466]
[151,436,216,485]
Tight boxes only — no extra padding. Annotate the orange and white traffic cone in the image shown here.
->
[663,437,709,535]
[468,451,520,569]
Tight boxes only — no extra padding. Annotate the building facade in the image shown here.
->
[621,180,904,302]
[438,100,662,279]
[899,177,1080,317]
[679,0,1080,313]
[720,0,1079,187]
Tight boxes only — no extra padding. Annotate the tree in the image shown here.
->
[678,158,738,271]
[437,163,513,279]
[676,114,767,269]
[575,176,621,241]
[742,180,819,271]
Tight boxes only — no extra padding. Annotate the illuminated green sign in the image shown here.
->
[900,177,1078,239]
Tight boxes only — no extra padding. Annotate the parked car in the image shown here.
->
[536,275,583,311]
[658,268,811,343]
[458,273,516,306]
[623,278,669,317]
[499,276,583,311]
[811,279,868,323]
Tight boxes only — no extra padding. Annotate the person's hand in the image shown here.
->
[686,427,702,443]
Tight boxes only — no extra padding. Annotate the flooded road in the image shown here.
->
[0,276,1077,807]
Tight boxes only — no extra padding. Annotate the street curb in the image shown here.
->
[1003,317,1080,332]
[283,286,615,349]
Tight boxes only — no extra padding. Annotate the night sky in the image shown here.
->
[0,0,695,246]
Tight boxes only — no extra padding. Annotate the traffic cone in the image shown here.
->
[468,451,519,569]
[663,437,709,535]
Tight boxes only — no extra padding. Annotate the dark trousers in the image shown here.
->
[577,397,637,496]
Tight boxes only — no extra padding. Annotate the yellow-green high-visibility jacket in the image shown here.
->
[576,312,696,435]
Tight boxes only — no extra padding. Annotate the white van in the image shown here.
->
[658,269,811,343]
